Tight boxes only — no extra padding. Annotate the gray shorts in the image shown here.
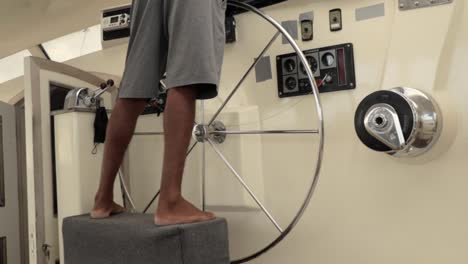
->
[119,0,227,100]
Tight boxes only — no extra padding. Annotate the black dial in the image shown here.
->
[300,56,318,75]
[285,77,297,90]
[284,58,296,73]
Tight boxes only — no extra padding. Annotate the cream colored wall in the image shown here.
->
[211,0,468,263]
[0,77,23,103]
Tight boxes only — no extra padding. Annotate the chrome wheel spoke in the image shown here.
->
[134,132,164,136]
[208,31,281,126]
[187,141,198,156]
[119,169,136,211]
[210,129,319,135]
[208,139,283,233]
[201,101,207,211]
[134,122,198,137]
[142,190,160,214]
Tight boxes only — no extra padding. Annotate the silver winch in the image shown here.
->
[355,87,442,157]
[64,79,115,110]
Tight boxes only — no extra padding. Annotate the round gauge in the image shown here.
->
[284,58,296,73]
[321,52,335,67]
[300,56,318,75]
[285,77,297,90]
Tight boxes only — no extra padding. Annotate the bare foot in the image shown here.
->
[155,197,215,225]
[91,201,126,219]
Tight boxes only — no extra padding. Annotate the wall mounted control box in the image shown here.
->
[276,43,356,98]
[102,13,131,32]
[227,0,287,15]
[101,4,132,49]
[225,15,237,43]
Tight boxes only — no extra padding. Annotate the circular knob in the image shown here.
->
[321,52,335,67]
[300,56,318,75]
[285,77,297,90]
[284,59,296,73]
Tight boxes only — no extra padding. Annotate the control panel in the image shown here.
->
[276,43,356,98]
[102,13,131,32]
[227,0,287,15]
[101,4,132,46]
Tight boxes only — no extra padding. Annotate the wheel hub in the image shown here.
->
[192,121,227,144]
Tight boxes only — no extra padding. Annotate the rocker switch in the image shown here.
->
[329,9,343,32]
[301,19,313,41]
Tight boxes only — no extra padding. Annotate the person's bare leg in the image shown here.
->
[91,98,147,218]
[155,86,215,225]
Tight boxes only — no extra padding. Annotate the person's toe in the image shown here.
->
[205,211,215,219]
[90,209,110,219]
[90,202,125,219]
[110,203,126,215]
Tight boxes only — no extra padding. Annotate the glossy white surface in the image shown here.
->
[54,112,123,264]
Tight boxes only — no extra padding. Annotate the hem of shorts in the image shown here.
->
[165,78,219,100]
[165,78,219,89]
[164,78,219,90]
[118,94,155,99]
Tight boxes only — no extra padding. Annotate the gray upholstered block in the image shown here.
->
[63,213,230,264]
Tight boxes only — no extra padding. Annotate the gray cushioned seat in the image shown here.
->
[63,213,230,264]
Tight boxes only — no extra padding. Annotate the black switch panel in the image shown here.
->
[0,116,4,208]
[225,15,237,43]
[1,237,6,264]
[276,43,356,98]
[227,0,287,15]
[329,9,343,31]
[102,7,132,41]
[142,81,167,116]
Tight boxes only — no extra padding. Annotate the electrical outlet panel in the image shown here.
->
[276,43,356,98]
